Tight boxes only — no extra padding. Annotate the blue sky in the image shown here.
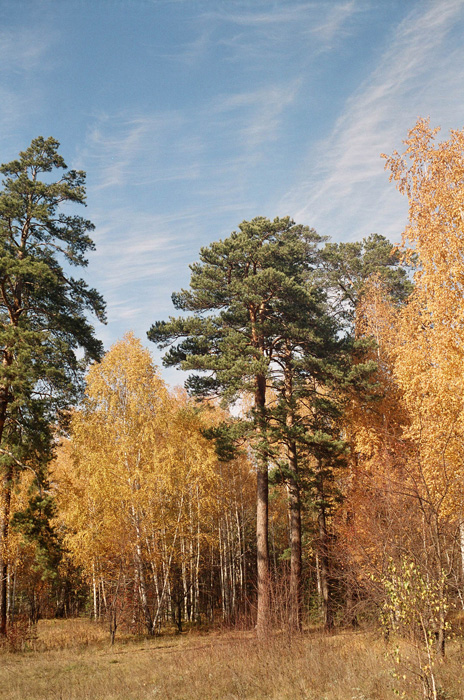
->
[1,0,464,384]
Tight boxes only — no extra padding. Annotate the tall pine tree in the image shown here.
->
[148,216,337,636]
[0,137,105,635]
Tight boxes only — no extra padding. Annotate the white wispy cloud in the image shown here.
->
[79,0,361,222]
[91,208,188,275]
[0,28,53,72]
[176,1,361,68]
[83,76,299,203]
[84,112,193,190]
[280,0,464,243]
[307,0,358,45]
[208,1,355,29]
[88,200,246,309]
[211,81,300,152]
[83,207,193,348]
[79,0,464,362]
[164,26,214,66]
[0,27,55,143]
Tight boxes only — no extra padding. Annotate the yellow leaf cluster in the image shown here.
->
[385,120,464,517]
[52,333,222,581]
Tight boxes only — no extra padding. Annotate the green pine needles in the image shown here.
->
[0,136,105,635]
[0,136,105,443]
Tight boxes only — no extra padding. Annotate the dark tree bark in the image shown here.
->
[287,469,302,631]
[0,465,12,636]
[317,501,333,631]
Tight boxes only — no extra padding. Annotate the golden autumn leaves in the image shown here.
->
[53,119,464,634]
[339,122,464,671]
[50,333,252,632]
[347,118,464,531]
[8,118,464,653]
[383,118,464,514]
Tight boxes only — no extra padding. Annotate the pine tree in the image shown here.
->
[319,233,412,324]
[265,279,344,630]
[0,136,105,635]
[148,216,332,636]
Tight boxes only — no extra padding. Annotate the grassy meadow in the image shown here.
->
[1,619,464,699]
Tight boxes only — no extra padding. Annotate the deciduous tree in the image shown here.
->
[56,334,223,637]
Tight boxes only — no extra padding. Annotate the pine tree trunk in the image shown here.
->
[318,504,333,631]
[283,346,302,631]
[287,470,302,631]
[255,372,270,638]
[235,503,244,607]
[256,462,269,637]
[0,464,12,636]
[0,388,10,637]
[240,495,247,613]
[194,504,201,621]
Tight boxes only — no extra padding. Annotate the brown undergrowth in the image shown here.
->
[0,619,463,699]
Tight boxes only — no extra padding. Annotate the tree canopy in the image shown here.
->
[0,136,105,635]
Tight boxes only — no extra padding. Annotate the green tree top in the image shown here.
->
[149,216,325,401]
[319,233,413,322]
[0,135,106,454]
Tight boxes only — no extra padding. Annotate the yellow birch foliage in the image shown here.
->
[53,333,220,583]
[4,470,37,575]
[384,119,464,515]
[350,274,405,461]
[337,277,411,579]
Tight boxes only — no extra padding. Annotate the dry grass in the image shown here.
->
[0,619,463,699]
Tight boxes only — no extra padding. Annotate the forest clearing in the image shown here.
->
[2,617,464,700]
